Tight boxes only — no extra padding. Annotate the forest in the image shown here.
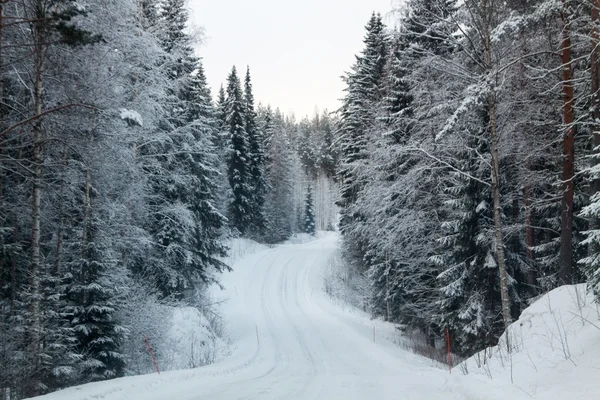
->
[0,1,336,398]
[3,0,600,398]
[336,0,600,359]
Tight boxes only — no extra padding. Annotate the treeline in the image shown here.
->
[0,0,335,398]
[336,2,600,357]
[218,71,338,243]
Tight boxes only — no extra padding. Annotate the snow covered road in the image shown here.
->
[198,234,456,399]
[36,234,469,400]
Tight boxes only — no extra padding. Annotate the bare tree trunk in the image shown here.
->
[590,0,600,262]
[559,0,575,285]
[83,167,91,244]
[55,144,68,275]
[518,10,537,286]
[525,185,536,283]
[488,94,513,330]
[0,0,4,291]
[481,0,512,330]
[28,2,46,393]
[82,112,98,249]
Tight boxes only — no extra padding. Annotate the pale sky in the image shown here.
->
[188,0,397,119]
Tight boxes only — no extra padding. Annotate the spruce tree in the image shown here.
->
[337,13,387,223]
[226,66,253,234]
[244,67,268,235]
[145,0,229,296]
[336,13,388,277]
[182,60,230,285]
[215,85,229,150]
[264,110,295,243]
[66,215,125,382]
[304,185,316,235]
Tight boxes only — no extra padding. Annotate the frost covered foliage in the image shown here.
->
[0,0,340,395]
[335,0,598,357]
[254,106,338,244]
[0,0,227,397]
[324,250,369,310]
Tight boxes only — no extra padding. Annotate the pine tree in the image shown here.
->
[66,215,125,382]
[244,67,267,235]
[337,13,388,226]
[181,60,230,285]
[336,13,388,284]
[226,66,253,235]
[304,185,316,235]
[215,85,229,150]
[141,0,230,296]
[263,109,295,243]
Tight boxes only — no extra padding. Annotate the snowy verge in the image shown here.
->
[28,238,270,400]
[454,284,600,399]
[221,237,269,265]
[123,236,270,375]
[160,306,227,370]
[320,245,451,369]
[321,246,600,399]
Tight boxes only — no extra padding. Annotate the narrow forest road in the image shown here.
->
[37,234,482,400]
[183,233,463,400]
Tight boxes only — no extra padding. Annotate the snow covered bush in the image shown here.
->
[324,250,368,310]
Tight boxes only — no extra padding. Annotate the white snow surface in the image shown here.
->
[119,108,143,127]
[32,233,600,399]
[455,284,600,400]
[161,307,227,371]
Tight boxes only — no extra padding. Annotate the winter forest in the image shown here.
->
[2,0,600,398]
[0,0,336,398]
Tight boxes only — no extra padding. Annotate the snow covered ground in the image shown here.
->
[32,233,600,399]
[453,284,600,400]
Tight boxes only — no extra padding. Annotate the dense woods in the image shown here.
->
[4,0,600,397]
[0,1,336,398]
[336,1,600,357]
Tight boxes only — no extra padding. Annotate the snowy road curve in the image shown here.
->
[37,234,471,400]
[205,234,456,400]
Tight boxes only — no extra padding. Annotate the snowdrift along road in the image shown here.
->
[34,233,464,400]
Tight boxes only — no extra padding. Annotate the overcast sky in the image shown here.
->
[188,0,397,119]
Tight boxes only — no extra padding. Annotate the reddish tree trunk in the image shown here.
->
[559,1,575,284]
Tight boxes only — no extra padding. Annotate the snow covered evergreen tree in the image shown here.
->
[304,185,317,235]
[336,13,388,282]
[244,67,268,236]
[337,13,387,231]
[263,109,296,243]
[180,60,230,286]
[66,214,125,382]
[226,67,253,235]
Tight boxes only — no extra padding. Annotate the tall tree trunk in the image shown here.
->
[488,93,513,330]
[481,0,513,331]
[55,144,68,275]
[0,0,4,292]
[525,185,536,283]
[588,0,600,254]
[518,10,537,286]
[28,2,46,394]
[559,0,575,284]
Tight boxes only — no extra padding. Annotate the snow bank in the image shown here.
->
[456,284,600,399]
[161,307,227,370]
[221,237,269,265]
